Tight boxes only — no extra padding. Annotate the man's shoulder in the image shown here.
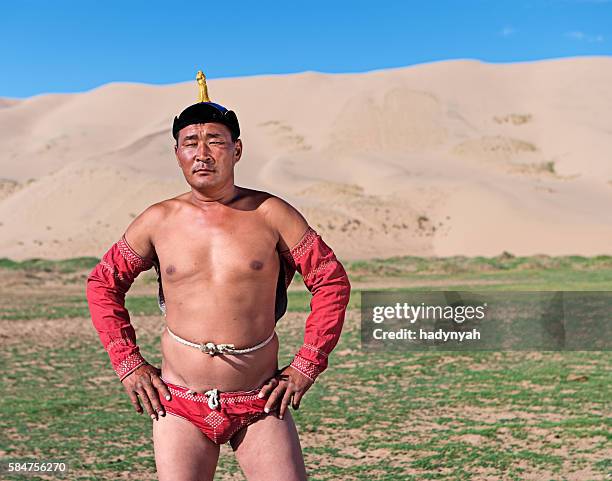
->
[139,195,187,221]
[256,192,301,219]
[255,191,309,248]
[235,188,296,216]
[123,196,188,256]
[126,196,185,235]
[132,203,164,227]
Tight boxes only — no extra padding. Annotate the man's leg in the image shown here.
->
[153,413,221,481]
[230,410,308,481]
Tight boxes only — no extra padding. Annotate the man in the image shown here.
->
[86,71,351,481]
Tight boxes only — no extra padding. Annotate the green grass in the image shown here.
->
[2,283,609,321]
[346,254,612,290]
[345,253,612,277]
[3,252,610,320]
[0,257,99,273]
[0,296,162,320]
[1,254,610,480]
[2,319,609,480]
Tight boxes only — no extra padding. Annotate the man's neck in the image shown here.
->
[189,184,240,207]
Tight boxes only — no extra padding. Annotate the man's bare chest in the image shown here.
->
[152,207,279,285]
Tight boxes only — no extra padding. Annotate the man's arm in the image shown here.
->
[87,204,171,419]
[260,196,351,417]
[282,225,351,379]
[86,204,170,419]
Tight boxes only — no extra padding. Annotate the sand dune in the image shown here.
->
[1,57,611,260]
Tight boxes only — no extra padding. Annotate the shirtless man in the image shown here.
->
[86,75,351,481]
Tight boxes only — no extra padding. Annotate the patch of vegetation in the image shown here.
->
[345,253,612,277]
[0,257,99,273]
[1,254,610,479]
[0,296,163,321]
[2,319,609,480]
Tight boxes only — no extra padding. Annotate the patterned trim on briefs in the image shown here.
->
[165,386,262,405]
[118,236,153,271]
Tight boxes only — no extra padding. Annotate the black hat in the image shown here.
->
[172,71,240,141]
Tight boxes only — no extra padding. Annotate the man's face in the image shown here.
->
[174,123,242,190]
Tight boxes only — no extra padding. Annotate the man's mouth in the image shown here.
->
[194,169,215,174]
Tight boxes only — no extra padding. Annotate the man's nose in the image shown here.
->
[195,141,212,162]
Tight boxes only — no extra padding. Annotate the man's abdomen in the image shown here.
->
[160,326,279,392]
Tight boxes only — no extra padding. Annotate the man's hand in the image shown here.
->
[258,365,314,420]
[121,364,171,420]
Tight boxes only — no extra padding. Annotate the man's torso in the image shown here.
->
[151,188,284,392]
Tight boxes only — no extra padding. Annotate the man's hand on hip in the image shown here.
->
[121,364,171,420]
[258,365,314,420]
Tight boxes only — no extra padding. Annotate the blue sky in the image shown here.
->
[1,0,610,98]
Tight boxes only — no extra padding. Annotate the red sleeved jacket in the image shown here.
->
[86,236,153,380]
[280,227,351,382]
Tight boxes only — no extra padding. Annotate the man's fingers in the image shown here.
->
[257,377,279,399]
[279,385,294,420]
[127,390,143,414]
[151,375,171,401]
[137,386,156,419]
[292,390,304,410]
[142,382,165,419]
[264,383,287,413]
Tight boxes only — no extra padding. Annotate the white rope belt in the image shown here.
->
[166,326,275,356]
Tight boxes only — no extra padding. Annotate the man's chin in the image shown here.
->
[186,177,219,190]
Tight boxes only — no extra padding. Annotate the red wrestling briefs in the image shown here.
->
[86,235,153,380]
[159,377,271,445]
[280,227,351,382]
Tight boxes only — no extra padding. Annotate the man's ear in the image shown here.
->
[234,139,243,164]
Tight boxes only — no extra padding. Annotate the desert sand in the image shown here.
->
[1,56,611,260]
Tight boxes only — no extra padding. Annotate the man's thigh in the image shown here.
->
[153,413,221,481]
[230,410,308,481]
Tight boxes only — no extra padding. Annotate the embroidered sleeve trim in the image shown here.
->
[290,354,323,382]
[289,227,318,262]
[116,352,147,380]
[303,259,333,282]
[118,236,153,271]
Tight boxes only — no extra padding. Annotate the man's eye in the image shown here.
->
[210,141,223,145]
[185,143,196,147]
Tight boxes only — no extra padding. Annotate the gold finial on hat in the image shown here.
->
[196,70,210,102]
